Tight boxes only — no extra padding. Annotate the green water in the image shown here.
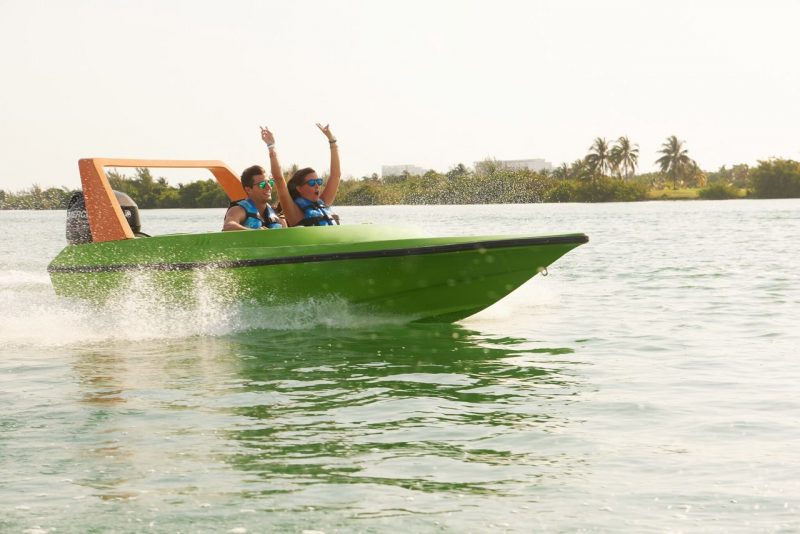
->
[2,202,799,532]
[4,325,584,532]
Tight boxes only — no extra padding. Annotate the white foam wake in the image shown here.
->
[0,268,407,349]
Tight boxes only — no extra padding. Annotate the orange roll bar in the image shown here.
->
[79,158,246,243]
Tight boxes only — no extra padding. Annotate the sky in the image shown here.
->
[1,0,799,190]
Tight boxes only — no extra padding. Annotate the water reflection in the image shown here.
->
[223,323,582,498]
[66,338,243,502]
[60,323,585,520]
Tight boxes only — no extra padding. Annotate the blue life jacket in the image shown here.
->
[232,198,283,229]
[294,197,339,227]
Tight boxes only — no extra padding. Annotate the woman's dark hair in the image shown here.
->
[287,167,317,199]
[240,165,266,188]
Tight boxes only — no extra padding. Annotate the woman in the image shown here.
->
[222,164,286,231]
[263,123,341,227]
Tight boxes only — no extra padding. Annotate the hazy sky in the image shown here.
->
[1,0,799,190]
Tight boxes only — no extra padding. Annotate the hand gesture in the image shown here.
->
[260,126,275,146]
[316,123,335,142]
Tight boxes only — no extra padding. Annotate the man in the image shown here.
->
[222,165,286,230]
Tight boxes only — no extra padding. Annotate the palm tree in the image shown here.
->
[552,162,569,180]
[655,135,693,189]
[569,158,591,182]
[609,146,622,179]
[446,163,469,179]
[687,161,706,187]
[584,137,612,182]
[610,136,639,180]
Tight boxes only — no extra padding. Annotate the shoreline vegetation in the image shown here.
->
[3,136,800,210]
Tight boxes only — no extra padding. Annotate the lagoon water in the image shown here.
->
[1,201,799,532]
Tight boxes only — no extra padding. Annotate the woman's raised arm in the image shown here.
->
[317,123,341,206]
[260,126,302,224]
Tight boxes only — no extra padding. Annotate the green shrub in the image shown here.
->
[699,183,739,199]
[750,159,800,198]
[544,181,577,202]
[0,186,72,210]
[574,178,648,202]
[337,180,381,205]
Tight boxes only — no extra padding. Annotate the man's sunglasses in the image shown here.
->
[304,178,325,187]
[256,179,275,189]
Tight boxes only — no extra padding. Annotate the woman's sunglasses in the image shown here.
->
[256,179,275,189]
[304,178,325,187]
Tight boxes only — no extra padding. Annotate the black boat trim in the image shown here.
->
[48,234,589,274]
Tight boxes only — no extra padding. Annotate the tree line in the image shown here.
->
[3,136,800,209]
[337,135,799,203]
[0,169,229,210]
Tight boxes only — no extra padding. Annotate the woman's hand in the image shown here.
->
[260,126,275,146]
[319,122,341,206]
[316,123,336,142]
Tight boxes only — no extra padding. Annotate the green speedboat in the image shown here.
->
[48,158,588,323]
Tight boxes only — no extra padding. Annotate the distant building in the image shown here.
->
[381,164,429,177]
[474,158,553,174]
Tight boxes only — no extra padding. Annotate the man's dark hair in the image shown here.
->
[241,165,266,188]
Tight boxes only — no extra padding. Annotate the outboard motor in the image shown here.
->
[65,190,147,245]
[114,190,144,236]
[66,191,91,244]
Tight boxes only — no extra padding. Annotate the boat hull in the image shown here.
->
[48,225,587,323]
